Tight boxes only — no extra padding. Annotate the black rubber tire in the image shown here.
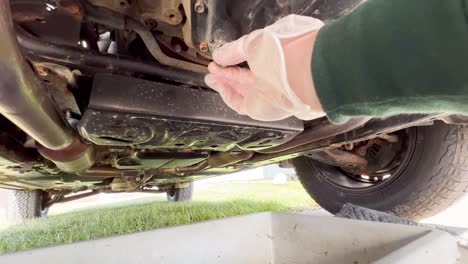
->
[7,190,47,220]
[293,122,468,220]
[166,183,194,202]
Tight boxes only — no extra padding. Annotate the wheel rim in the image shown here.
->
[314,129,417,193]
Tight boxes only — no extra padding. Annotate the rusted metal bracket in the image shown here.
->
[83,2,207,73]
[258,118,370,154]
[0,0,94,172]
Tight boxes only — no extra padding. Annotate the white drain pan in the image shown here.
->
[1,212,466,264]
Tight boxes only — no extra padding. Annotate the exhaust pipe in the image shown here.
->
[0,0,94,172]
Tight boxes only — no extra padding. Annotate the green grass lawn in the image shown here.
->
[0,181,316,254]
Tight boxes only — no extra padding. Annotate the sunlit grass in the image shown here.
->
[0,181,316,254]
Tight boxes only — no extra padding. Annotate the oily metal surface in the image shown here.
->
[190,0,367,52]
[78,74,303,151]
[17,29,208,87]
[0,0,73,150]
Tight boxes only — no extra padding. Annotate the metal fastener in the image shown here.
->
[199,41,209,52]
[144,18,158,29]
[344,143,354,150]
[194,0,205,13]
[173,44,182,53]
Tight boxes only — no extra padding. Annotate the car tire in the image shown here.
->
[293,121,468,220]
[7,190,47,220]
[166,183,194,202]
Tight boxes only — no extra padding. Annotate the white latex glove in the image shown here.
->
[205,15,325,121]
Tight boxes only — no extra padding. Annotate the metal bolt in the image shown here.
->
[144,18,158,29]
[199,41,209,52]
[344,143,354,150]
[194,0,205,13]
[174,44,182,53]
[36,66,48,76]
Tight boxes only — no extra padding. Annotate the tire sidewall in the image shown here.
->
[293,122,455,217]
[166,183,194,202]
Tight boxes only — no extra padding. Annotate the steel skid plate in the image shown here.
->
[78,74,303,151]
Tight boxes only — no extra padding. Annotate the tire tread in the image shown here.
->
[294,123,468,220]
[7,190,42,220]
[394,124,468,219]
[166,183,194,202]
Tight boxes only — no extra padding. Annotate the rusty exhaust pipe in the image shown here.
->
[0,0,94,172]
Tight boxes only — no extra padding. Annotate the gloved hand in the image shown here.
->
[205,15,325,121]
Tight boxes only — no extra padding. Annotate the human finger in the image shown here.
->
[207,63,253,96]
[205,74,245,114]
[212,35,248,67]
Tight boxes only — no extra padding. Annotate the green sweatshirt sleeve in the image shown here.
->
[312,0,468,123]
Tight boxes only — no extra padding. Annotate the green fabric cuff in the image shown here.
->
[312,0,468,123]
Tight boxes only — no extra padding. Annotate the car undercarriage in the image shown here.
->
[1,0,468,218]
